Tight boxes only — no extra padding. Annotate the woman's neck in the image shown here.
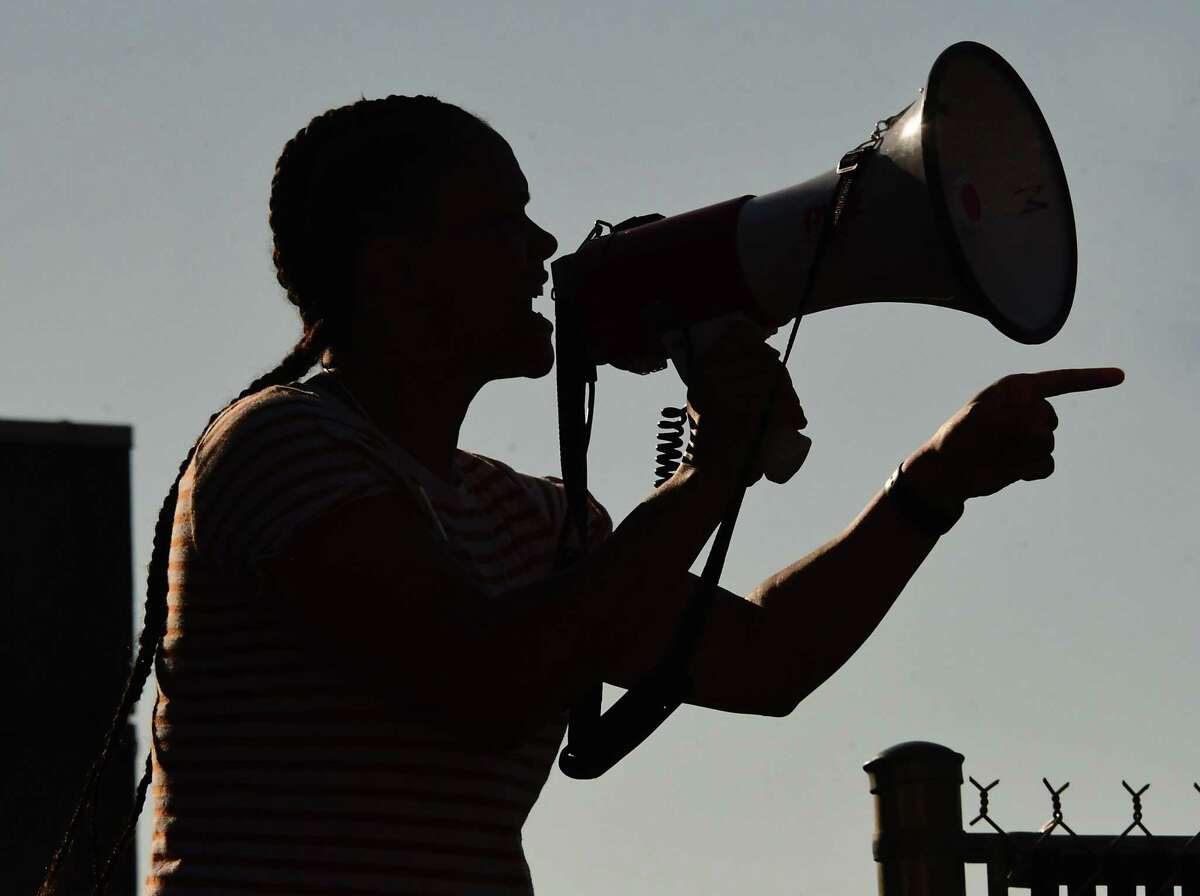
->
[328,355,484,484]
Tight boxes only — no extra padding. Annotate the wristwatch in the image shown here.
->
[884,461,964,537]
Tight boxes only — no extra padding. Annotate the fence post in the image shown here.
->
[865,741,967,896]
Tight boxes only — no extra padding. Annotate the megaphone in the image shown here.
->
[551,40,1077,779]
[551,38,1076,420]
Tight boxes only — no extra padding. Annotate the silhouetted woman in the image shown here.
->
[41,94,1121,895]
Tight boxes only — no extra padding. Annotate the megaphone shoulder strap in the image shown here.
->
[555,133,886,778]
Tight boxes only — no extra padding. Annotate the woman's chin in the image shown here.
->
[512,313,555,377]
[471,311,556,380]
[517,340,555,379]
[529,344,555,378]
[485,336,554,381]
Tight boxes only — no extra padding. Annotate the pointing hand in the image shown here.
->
[921,367,1125,502]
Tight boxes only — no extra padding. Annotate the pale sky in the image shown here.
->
[3,2,1197,893]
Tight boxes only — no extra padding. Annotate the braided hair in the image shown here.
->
[38,94,499,896]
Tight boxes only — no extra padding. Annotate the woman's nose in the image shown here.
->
[532,219,557,259]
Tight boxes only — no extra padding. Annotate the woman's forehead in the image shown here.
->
[444,139,529,204]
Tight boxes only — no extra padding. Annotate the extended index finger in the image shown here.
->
[1027,367,1126,397]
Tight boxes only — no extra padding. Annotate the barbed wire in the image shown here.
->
[963,771,1200,894]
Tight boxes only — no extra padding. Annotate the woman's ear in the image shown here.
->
[347,237,454,365]
[352,236,417,299]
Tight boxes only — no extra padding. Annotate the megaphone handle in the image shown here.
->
[663,313,811,484]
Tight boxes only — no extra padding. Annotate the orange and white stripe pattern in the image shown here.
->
[146,375,610,895]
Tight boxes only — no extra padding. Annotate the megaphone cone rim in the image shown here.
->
[922,40,1078,345]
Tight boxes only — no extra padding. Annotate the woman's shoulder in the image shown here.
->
[186,382,402,568]
[193,381,377,477]
[205,379,355,427]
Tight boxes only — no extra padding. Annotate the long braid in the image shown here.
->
[37,329,324,896]
[38,92,499,896]
[91,331,324,895]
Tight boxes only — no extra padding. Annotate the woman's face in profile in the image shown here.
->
[375,136,559,383]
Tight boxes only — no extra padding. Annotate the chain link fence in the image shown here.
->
[865,742,1200,895]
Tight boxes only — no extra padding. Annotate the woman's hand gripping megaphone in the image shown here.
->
[675,315,810,487]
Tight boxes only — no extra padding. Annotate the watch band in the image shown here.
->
[884,461,963,537]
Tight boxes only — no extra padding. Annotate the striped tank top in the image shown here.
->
[146,371,611,895]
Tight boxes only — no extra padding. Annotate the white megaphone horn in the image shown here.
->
[551,40,1077,483]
